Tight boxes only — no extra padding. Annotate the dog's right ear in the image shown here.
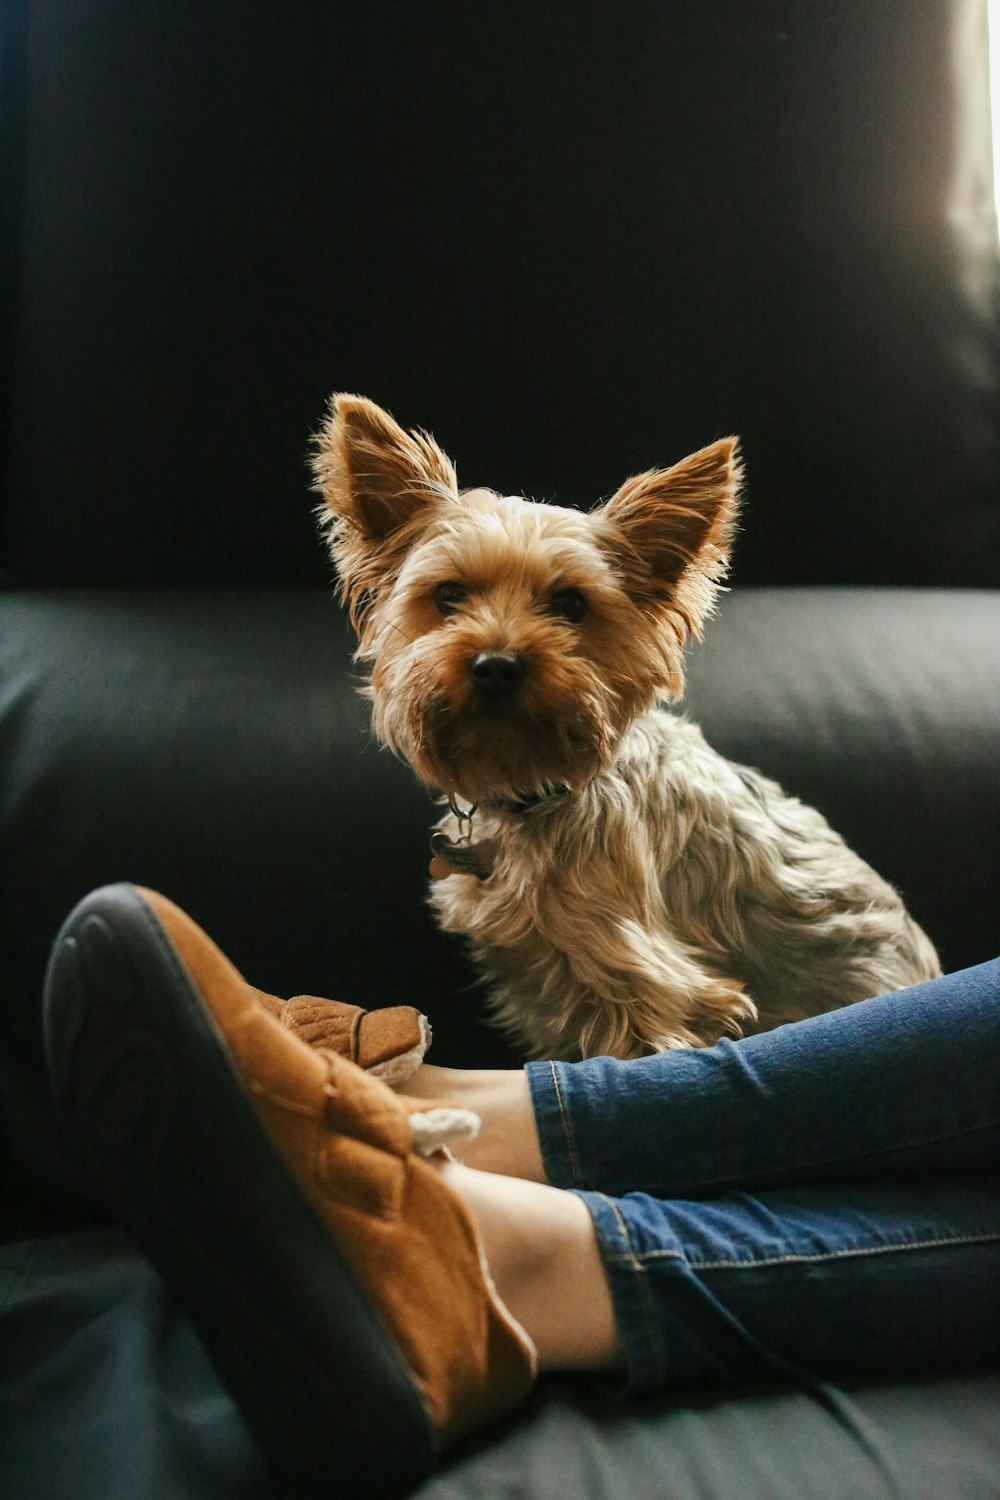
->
[311,394,458,544]
[311,395,459,632]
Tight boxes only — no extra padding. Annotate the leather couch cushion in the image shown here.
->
[1,586,997,1235]
[3,1230,998,1500]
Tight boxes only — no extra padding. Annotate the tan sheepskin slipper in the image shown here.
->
[131,887,431,1083]
[43,882,535,1500]
[252,988,431,1085]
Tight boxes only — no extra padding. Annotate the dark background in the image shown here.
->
[2,0,999,589]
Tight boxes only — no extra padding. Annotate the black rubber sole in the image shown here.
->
[43,882,436,1499]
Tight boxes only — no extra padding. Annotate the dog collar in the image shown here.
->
[429,786,572,881]
[485,785,572,816]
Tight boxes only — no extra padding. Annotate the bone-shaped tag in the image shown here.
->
[429,832,499,880]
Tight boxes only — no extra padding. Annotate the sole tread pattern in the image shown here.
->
[44,883,435,1500]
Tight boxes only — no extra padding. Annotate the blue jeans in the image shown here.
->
[526,959,1000,1393]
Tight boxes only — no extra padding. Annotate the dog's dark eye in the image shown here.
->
[549,587,589,624]
[434,581,468,615]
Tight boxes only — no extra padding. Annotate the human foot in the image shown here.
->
[43,883,535,1497]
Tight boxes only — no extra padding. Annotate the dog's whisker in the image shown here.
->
[381,615,416,649]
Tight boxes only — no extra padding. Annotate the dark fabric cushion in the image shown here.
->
[1,586,998,1239]
[3,1232,998,1500]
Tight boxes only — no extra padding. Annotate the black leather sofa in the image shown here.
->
[2,3,999,1496]
[2,584,999,1499]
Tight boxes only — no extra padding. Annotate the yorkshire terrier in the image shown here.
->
[312,395,941,1060]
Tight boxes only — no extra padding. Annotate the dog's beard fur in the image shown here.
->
[313,396,733,802]
[313,394,942,1059]
[364,499,688,804]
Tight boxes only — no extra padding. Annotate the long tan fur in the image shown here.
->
[313,396,940,1059]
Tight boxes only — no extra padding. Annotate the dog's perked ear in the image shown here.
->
[311,394,458,541]
[596,437,742,637]
[311,395,459,629]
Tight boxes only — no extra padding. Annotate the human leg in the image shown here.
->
[420,1148,1000,1396]
[573,1174,1000,1392]
[431,1158,625,1374]
[408,963,1000,1392]
[405,1063,548,1178]
[529,960,1000,1198]
[427,1135,1000,1395]
[41,884,1000,1461]
[410,960,1000,1194]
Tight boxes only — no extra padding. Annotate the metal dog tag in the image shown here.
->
[429,832,498,880]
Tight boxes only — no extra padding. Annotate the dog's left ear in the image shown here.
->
[597,437,742,633]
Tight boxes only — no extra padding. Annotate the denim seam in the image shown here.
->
[549,1062,584,1188]
[604,1228,1000,1272]
[595,1191,668,1381]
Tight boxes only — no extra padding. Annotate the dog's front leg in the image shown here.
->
[438,864,758,1059]
[541,910,757,1057]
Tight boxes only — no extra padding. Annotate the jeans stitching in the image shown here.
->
[596,1192,668,1382]
[604,1228,1000,1271]
[550,1062,584,1188]
[597,1192,643,1270]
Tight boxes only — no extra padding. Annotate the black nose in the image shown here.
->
[470,651,526,699]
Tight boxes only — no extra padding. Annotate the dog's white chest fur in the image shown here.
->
[429,708,940,1059]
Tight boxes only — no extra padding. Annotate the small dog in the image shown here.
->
[312,395,941,1059]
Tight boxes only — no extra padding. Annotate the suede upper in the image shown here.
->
[252,988,427,1075]
[138,888,536,1446]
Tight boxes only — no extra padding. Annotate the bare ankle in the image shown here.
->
[404,1065,548,1182]
[435,1160,625,1375]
